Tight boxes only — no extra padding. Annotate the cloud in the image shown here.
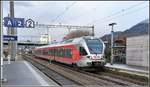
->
[14,1,33,7]
[3,1,149,42]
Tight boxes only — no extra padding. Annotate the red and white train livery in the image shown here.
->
[33,36,106,68]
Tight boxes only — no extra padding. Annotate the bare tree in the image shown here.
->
[63,30,92,40]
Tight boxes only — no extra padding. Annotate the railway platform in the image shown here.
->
[2,60,59,86]
[105,63,149,77]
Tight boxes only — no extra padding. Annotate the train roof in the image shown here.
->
[35,36,102,49]
[35,42,78,49]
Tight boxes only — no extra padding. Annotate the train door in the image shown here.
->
[79,46,88,58]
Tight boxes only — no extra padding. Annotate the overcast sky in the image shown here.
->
[3,1,149,42]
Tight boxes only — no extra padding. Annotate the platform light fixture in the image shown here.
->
[109,23,117,65]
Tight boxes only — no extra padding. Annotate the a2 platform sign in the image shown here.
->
[4,17,35,28]
[3,17,35,41]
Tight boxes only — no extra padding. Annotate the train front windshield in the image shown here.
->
[85,39,103,54]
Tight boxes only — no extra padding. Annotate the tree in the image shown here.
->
[63,30,92,40]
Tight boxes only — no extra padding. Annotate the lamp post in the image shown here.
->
[109,23,117,65]
[92,25,94,36]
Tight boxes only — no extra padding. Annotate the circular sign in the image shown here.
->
[25,19,35,28]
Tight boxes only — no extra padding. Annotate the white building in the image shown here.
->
[40,34,51,44]
[126,35,149,67]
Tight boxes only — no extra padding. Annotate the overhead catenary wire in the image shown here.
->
[86,1,147,25]
[51,2,76,23]
[100,5,149,25]
[96,5,149,27]
[85,5,148,38]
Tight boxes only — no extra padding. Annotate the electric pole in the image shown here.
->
[92,25,94,36]
[109,23,117,65]
[9,0,17,61]
[46,26,49,44]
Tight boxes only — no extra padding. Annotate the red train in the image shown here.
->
[33,36,106,68]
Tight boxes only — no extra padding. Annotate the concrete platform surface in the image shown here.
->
[2,61,59,86]
[105,63,149,77]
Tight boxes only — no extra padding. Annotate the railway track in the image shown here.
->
[22,54,148,87]
[96,71,148,86]
[51,59,148,86]
[22,55,81,86]
[40,56,148,86]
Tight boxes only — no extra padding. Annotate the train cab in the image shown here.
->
[73,36,106,67]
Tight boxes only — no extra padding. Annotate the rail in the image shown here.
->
[22,54,148,86]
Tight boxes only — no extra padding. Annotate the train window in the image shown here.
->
[56,48,63,57]
[64,49,66,57]
[57,49,59,56]
[66,49,72,58]
[48,48,72,58]
[54,49,56,56]
[49,49,55,56]
[48,49,52,55]
[53,49,56,56]
[59,48,63,57]
[61,48,65,57]
[85,39,103,54]
[57,49,60,57]
[79,47,87,56]
[43,50,48,55]
[59,49,62,57]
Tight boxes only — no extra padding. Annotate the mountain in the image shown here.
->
[123,19,149,37]
[101,19,149,41]
[140,19,149,24]
[100,31,123,42]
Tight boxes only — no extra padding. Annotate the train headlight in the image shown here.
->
[87,62,92,66]
[87,56,91,58]
[102,55,106,58]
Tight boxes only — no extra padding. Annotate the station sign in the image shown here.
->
[25,19,35,28]
[4,17,25,28]
[3,35,17,41]
[3,17,35,28]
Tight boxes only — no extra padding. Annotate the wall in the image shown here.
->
[126,35,149,67]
